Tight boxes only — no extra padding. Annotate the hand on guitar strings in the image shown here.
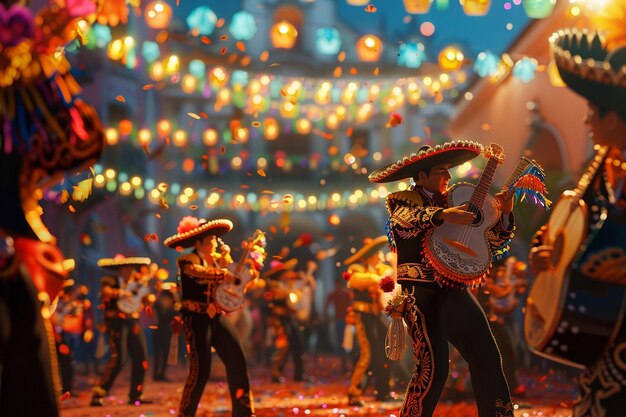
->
[440,203,476,225]
[528,245,554,274]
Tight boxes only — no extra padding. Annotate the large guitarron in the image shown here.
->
[524,146,626,368]
[425,143,505,287]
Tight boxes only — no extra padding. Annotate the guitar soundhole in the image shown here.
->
[467,203,484,227]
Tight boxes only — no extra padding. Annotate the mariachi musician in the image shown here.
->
[164,216,264,417]
[343,235,394,406]
[261,259,307,383]
[368,140,516,417]
[0,1,104,415]
[528,15,626,416]
[90,255,154,406]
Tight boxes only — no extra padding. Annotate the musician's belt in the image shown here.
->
[396,263,434,283]
[104,310,139,319]
[352,300,380,314]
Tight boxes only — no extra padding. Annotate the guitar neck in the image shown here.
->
[572,146,610,203]
[501,157,533,191]
[470,157,500,208]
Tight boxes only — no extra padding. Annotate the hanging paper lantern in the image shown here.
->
[280,101,298,118]
[173,130,187,147]
[438,45,464,71]
[181,74,198,94]
[356,35,383,62]
[209,67,229,88]
[512,57,538,83]
[231,70,249,87]
[474,51,499,77]
[522,0,556,18]
[164,55,180,74]
[229,11,257,40]
[145,0,172,29]
[316,27,341,55]
[460,0,491,16]
[271,21,298,49]
[263,118,280,140]
[203,128,219,146]
[398,43,426,68]
[187,6,217,36]
[92,24,112,48]
[403,0,434,14]
[188,59,206,79]
[296,118,312,134]
[141,41,160,63]
[149,61,164,81]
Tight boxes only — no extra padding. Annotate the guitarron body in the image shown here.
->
[117,280,151,314]
[426,183,500,285]
[525,192,626,368]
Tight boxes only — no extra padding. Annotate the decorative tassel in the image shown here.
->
[508,167,551,210]
[167,334,179,366]
[342,324,355,352]
[385,317,408,360]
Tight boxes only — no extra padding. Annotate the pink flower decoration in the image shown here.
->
[379,275,395,293]
[177,216,201,234]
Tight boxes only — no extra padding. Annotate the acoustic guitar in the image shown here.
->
[117,273,152,314]
[524,145,626,368]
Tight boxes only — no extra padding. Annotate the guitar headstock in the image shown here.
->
[484,143,505,164]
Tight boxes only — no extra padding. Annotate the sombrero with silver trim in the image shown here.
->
[261,258,298,280]
[163,217,233,249]
[344,236,389,266]
[368,141,483,183]
[97,255,151,270]
[551,25,626,119]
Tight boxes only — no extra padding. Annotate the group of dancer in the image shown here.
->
[1,2,625,417]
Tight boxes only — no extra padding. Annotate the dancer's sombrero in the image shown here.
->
[368,141,483,183]
[344,236,389,266]
[163,216,233,249]
[261,258,298,280]
[551,23,626,118]
[97,255,151,270]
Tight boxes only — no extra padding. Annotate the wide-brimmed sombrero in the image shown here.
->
[368,141,483,183]
[551,26,626,119]
[163,216,233,249]
[344,236,389,266]
[97,255,151,270]
[261,258,298,280]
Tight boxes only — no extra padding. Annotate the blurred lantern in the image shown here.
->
[460,0,491,16]
[403,0,434,14]
[182,158,195,173]
[107,39,124,60]
[189,59,206,78]
[93,24,112,48]
[145,68,160,87]
[157,119,171,137]
[209,67,229,88]
[296,118,311,134]
[356,35,383,62]
[547,60,565,87]
[118,119,133,136]
[181,74,198,94]
[315,85,331,105]
[164,55,180,74]
[234,126,249,143]
[217,88,231,106]
[522,0,556,18]
[398,43,426,68]
[141,41,160,63]
[137,128,152,146]
[187,6,217,36]
[326,114,339,130]
[438,45,464,71]
[280,101,298,118]
[315,27,341,55]
[263,118,280,140]
[249,94,266,112]
[229,10,257,40]
[271,21,298,49]
[231,70,249,87]
[105,128,119,145]
[512,57,538,83]
[328,214,341,226]
[474,51,499,77]
[173,130,187,147]
[145,0,172,29]
[203,128,219,146]
[490,53,514,83]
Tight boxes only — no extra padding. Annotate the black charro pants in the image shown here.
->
[96,317,147,400]
[270,315,304,381]
[0,272,59,417]
[178,312,252,417]
[348,311,391,400]
[153,328,172,380]
[400,282,513,417]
